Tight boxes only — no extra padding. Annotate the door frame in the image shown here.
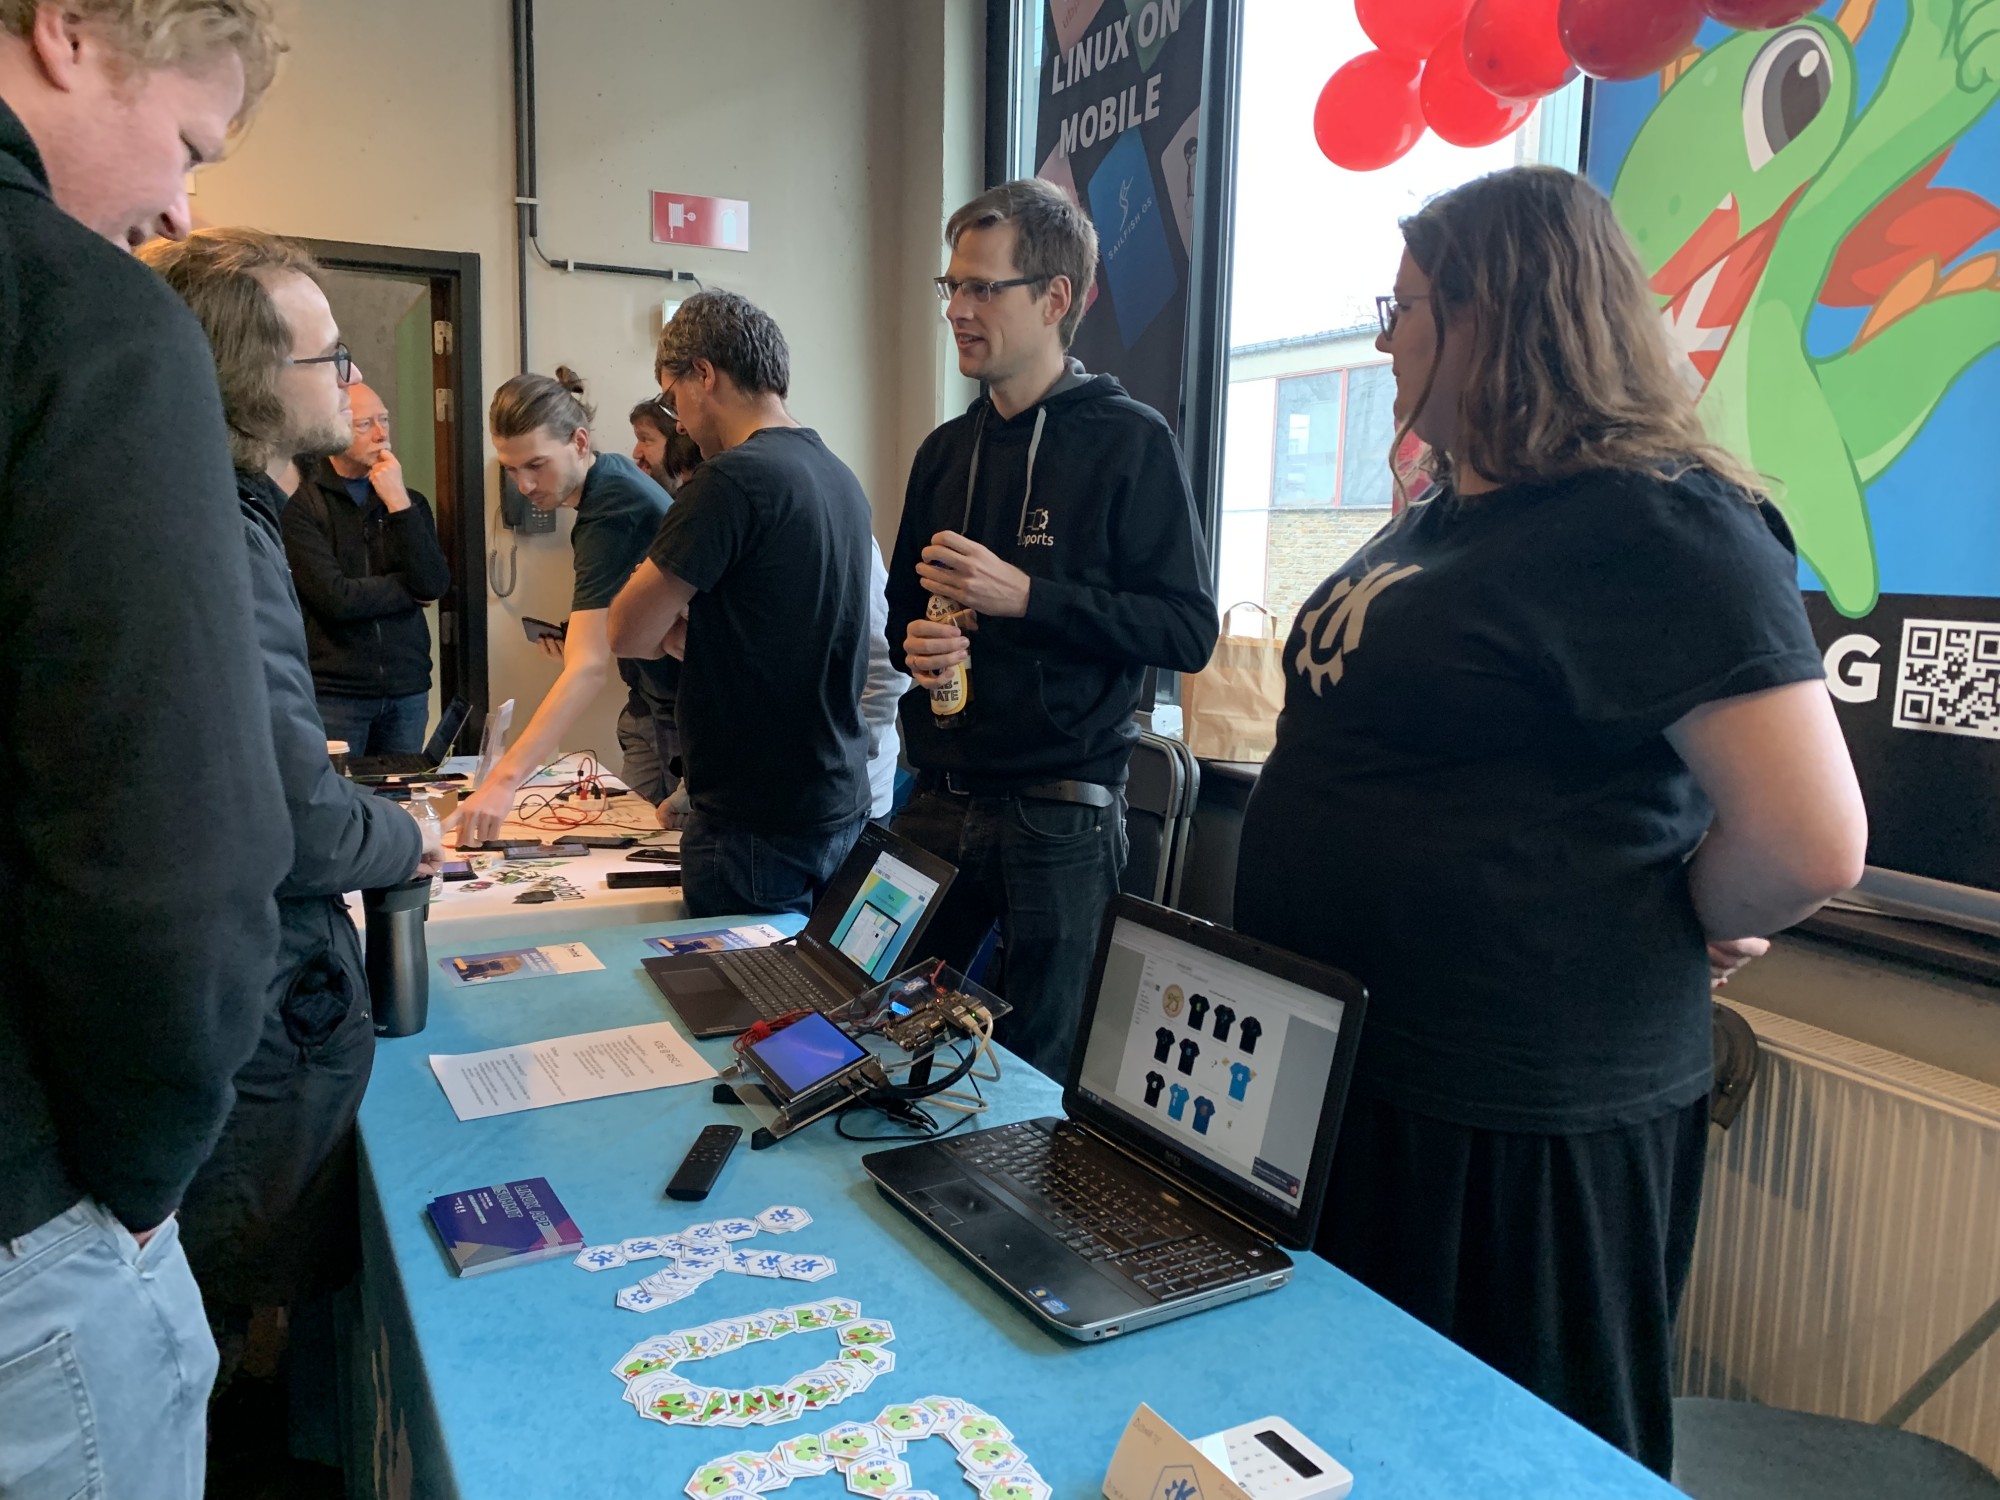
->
[303,238,489,729]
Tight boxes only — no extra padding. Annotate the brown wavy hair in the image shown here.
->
[138,226,319,472]
[1394,165,1762,501]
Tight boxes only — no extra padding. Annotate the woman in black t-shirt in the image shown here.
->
[1233,167,1866,1476]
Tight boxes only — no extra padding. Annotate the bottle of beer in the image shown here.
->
[926,594,972,730]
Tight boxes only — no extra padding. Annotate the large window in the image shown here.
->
[1214,1,1581,629]
[1001,0,1582,667]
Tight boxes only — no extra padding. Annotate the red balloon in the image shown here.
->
[1423,25,1535,146]
[1314,50,1427,172]
[1356,0,1475,62]
[1463,0,1577,101]
[1703,0,1817,25]
[1559,0,1706,81]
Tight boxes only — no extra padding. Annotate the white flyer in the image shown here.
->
[428,1021,717,1121]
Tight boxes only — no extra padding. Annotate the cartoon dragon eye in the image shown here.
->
[1742,26,1833,171]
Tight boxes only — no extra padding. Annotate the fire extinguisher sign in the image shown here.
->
[650,192,751,252]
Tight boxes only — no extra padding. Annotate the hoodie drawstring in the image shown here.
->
[959,401,1049,548]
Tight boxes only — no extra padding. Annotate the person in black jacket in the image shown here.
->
[284,381,452,754]
[139,229,432,1401]
[888,179,1217,1079]
[0,8,289,1498]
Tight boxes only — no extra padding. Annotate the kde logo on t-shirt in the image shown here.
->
[1293,561,1422,694]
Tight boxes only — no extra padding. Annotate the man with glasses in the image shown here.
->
[886,178,1217,1081]
[139,229,435,1451]
[608,291,876,916]
[283,381,452,755]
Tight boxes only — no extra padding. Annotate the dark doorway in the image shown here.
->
[303,239,488,731]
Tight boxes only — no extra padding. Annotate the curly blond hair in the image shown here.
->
[0,0,284,122]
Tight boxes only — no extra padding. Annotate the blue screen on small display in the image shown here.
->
[748,1012,866,1098]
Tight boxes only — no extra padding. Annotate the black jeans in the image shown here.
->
[892,787,1126,1081]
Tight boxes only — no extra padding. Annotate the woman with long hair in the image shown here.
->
[1233,166,1866,1475]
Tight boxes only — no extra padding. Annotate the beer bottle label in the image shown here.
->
[927,595,971,720]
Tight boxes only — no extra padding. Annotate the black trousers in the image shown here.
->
[1317,1092,1710,1477]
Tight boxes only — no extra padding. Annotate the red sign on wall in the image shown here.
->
[650,192,750,253]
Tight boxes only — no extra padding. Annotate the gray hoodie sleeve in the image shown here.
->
[860,542,910,815]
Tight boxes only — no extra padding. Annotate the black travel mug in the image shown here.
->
[364,876,433,1037]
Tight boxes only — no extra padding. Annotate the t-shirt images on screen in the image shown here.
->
[827,852,941,982]
[1086,916,1346,1215]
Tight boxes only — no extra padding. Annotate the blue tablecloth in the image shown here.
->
[351,917,1677,1499]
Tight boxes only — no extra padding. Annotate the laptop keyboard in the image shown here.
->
[717,946,840,1021]
[946,1119,1269,1299]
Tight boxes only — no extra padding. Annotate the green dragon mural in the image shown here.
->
[1611,0,2000,616]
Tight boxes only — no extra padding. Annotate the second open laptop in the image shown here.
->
[348,696,471,781]
[643,822,958,1038]
[863,895,1366,1341]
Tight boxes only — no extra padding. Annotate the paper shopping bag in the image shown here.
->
[1180,602,1286,763]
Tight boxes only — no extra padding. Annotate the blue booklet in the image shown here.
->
[426,1176,583,1277]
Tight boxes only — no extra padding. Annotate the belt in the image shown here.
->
[925,771,1116,808]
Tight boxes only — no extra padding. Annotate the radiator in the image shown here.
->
[1675,1001,2000,1469]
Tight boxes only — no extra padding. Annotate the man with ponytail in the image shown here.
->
[459,366,678,840]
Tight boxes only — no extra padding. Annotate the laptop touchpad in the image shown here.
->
[668,965,729,994]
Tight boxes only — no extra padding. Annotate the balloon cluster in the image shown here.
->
[1315,0,1817,170]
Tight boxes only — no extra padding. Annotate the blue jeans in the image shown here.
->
[892,787,1127,1081]
[616,704,681,806]
[315,691,430,757]
[681,810,868,918]
[0,1201,217,1499]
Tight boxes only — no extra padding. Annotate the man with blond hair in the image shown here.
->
[0,4,290,1495]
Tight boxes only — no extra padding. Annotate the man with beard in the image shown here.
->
[139,229,436,1454]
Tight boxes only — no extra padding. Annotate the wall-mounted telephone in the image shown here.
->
[500,470,558,535]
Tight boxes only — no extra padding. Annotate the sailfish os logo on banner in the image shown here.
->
[1293,562,1422,694]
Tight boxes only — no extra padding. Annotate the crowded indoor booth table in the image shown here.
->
[351,909,1685,1499]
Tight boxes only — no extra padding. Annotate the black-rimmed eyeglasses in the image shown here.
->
[287,342,353,382]
[1375,295,1429,337]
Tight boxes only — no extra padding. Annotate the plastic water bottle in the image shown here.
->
[408,789,444,901]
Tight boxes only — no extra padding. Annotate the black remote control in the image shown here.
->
[665,1123,742,1201]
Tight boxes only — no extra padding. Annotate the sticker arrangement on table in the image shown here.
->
[613,1298,891,1428]
[682,1398,1048,1500]
[576,1206,831,1313]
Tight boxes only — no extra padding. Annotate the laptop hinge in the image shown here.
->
[1075,1119,1281,1248]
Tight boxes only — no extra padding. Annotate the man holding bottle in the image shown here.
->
[887,179,1217,1080]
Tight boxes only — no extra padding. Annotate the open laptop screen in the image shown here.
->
[1073,908,1355,1226]
[804,827,948,985]
[423,697,471,763]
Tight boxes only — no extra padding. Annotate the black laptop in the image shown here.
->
[864,895,1366,1341]
[348,697,471,781]
[643,822,958,1038]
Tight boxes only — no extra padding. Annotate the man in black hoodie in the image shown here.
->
[284,381,452,755]
[888,179,1217,1080]
[139,229,430,1420]
[0,6,289,1495]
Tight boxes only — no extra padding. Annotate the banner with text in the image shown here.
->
[1033,0,1208,430]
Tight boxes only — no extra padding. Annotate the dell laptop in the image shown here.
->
[349,696,472,781]
[863,894,1366,1341]
[644,821,958,1038]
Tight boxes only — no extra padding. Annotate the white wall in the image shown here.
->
[197,0,981,757]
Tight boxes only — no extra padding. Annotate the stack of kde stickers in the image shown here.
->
[572,1206,833,1313]
[683,1398,1050,1500]
[613,1299,894,1428]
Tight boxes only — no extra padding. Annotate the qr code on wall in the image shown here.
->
[1892,619,2000,740]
